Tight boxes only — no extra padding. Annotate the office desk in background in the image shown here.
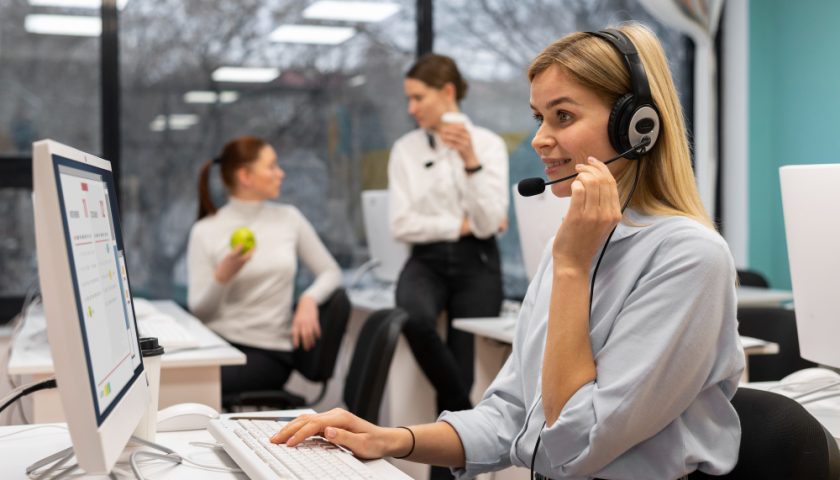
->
[736,286,794,307]
[0,410,410,480]
[452,317,780,382]
[7,300,246,423]
[349,285,794,315]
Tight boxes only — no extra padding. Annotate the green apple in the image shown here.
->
[230,227,256,254]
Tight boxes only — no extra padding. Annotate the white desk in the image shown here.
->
[7,300,246,423]
[746,381,840,448]
[452,317,780,384]
[0,411,410,479]
[350,286,792,312]
[347,286,395,312]
[736,286,794,307]
[453,317,779,353]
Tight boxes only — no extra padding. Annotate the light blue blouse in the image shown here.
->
[440,209,744,479]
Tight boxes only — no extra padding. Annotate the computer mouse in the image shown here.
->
[779,367,840,388]
[156,402,220,432]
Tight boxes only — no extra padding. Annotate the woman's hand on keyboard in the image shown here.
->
[270,408,411,460]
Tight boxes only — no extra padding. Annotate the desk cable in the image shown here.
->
[768,379,840,401]
[0,376,57,416]
[3,281,42,424]
[129,436,243,479]
[20,433,241,480]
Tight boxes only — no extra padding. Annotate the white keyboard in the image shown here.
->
[132,297,159,317]
[137,314,200,350]
[208,418,380,480]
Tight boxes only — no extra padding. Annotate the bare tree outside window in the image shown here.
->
[0,0,692,306]
[0,0,102,299]
[435,0,692,297]
[118,0,417,301]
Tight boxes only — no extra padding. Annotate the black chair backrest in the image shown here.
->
[737,306,816,381]
[737,269,771,288]
[703,388,840,479]
[343,308,408,424]
[292,288,351,383]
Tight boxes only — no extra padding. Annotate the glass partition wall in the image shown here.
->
[435,0,693,297]
[0,0,102,315]
[0,0,691,309]
[118,0,416,299]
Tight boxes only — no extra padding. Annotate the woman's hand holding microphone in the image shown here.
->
[553,156,623,272]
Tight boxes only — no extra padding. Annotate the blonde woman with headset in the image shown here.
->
[271,24,743,480]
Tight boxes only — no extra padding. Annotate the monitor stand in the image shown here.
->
[26,436,180,480]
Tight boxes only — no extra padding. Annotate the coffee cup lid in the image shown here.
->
[138,337,165,357]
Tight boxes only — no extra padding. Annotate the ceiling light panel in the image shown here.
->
[184,91,239,104]
[211,67,280,83]
[302,1,400,23]
[28,0,129,9]
[270,25,356,45]
[25,14,101,36]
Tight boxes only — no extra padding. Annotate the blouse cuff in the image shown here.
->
[438,411,509,479]
[541,381,597,472]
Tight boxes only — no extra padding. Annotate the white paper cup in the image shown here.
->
[441,111,468,124]
[133,337,164,443]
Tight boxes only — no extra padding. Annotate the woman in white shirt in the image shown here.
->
[187,136,341,397]
[389,54,509,480]
[272,24,743,480]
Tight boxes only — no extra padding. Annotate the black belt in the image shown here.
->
[537,475,687,480]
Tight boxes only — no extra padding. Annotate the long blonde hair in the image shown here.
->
[528,23,713,229]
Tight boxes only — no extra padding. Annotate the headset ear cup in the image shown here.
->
[608,93,638,159]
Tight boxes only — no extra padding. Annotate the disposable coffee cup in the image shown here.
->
[441,111,468,124]
[133,337,165,443]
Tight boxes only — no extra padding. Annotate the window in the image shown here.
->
[0,0,694,309]
[0,0,102,319]
[118,0,415,300]
[435,0,693,297]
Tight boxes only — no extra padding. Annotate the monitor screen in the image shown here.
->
[361,190,408,283]
[780,163,840,369]
[53,155,143,424]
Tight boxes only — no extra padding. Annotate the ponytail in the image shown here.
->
[196,136,269,221]
[197,159,216,220]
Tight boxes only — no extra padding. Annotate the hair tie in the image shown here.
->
[393,426,415,459]
[212,156,222,165]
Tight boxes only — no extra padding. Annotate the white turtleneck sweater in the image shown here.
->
[187,198,341,351]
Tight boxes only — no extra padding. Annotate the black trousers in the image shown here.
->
[221,341,295,396]
[396,235,503,480]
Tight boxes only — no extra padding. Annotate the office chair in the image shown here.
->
[690,388,840,479]
[344,307,408,424]
[227,307,407,423]
[737,306,816,381]
[736,269,770,288]
[224,288,352,411]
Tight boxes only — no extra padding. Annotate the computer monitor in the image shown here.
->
[361,190,409,283]
[32,139,148,474]
[512,185,571,281]
[780,164,840,369]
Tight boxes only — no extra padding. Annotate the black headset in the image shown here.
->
[588,29,661,160]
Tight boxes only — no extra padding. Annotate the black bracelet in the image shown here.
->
[393,426,415,459]
[464,164,483,174]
